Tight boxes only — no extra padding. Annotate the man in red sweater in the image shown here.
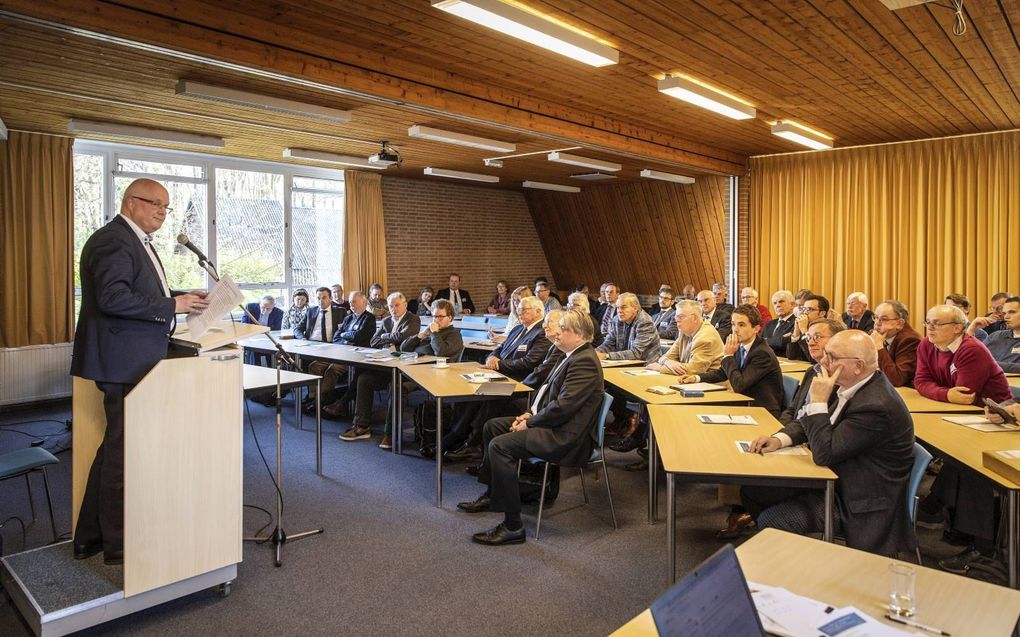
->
[914,304,1013,574]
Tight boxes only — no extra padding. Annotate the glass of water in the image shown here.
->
[888,563,916,617]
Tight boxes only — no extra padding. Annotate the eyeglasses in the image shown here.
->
[822,350,861,362]
[803,306,822,314]
[131,195,174,213]
[433,313,451,320]
[924,320,961,329]
[659,295,673,300]
[874,316,900,323]
[805,334,827,343]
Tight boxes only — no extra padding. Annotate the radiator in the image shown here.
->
[0,343,73,406]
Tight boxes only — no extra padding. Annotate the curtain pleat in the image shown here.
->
[341,170,387,294]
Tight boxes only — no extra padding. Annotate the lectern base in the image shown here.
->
[1,541,236,637]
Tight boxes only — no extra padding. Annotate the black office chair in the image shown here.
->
[0,447,60,545]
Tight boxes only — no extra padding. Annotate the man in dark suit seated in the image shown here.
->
[842,292,875,332]
[650,287,679,340]
[297,287,347,412]
[786,294,830,361]
[457,310,605,545]
[742,330,915,557]
[306,291,374,415]
[242,294,284,366]
[763,290,796,356]
[869,300,921,387]
[436,273,475,315]
[72,178,210,565]
[713,282,735,315]
[697,289,732,342]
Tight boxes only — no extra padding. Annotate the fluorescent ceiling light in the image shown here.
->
[176,81,351,123]
[0,117,7,141]
[657,76,756,120]
[283,148,388,169]
[547,151,621,172]
[523,181,580,193]
[424,167,499,183]
[432,0,618,67]
[68,119,224,149]
[640,169,695,184]
[483,158,504,168]
[409,125,516,153]
[771,121,834,150]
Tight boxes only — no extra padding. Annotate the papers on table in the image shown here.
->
[623,369,660,376]
[672,382,726,392]
[646,385,677,395]
[600,358,644,368]
[943,415,1020,432]
[470,340,497,346]
[749,582,910,637]
[736,441,809,455]
[461,372,506,383]
[700,414,758,425]
[185,274,243,339]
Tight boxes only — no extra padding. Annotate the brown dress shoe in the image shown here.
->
[322,400,348,418]
[715,512,755,539]
[620,411,641,438]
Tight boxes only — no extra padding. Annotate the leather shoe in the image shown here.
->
[938,548,984,574]
[444,444,483,463]
[624,459,648,472]
[610,435,646,453]
[73,542,102,560]
[322,400,350,418]
[715,512,755,539]
[471,523,526,546]
[457,494,491,513]
[103,549,124,566]
[420,445,436,459]
[465,464,482,477]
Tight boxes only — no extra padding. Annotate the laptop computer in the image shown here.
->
[650,544,765,637]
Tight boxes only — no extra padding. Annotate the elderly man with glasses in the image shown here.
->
[868,300,921,387]
[740,287,772,332]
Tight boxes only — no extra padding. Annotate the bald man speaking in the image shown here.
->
[71,178,209,565]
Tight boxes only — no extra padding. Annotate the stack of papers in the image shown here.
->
[470,340,497,346]
[671,382,725,392]
[461,372,506,383]
[623,369,660,376]
[750,582,910,636]
[700,414,758,425]
[943,415,1020,432]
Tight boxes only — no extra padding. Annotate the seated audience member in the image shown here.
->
[409,286,434,316]
[486,280,511,315]
[331,284,351,312]
[281,288,309,331]
[980,292,1010,334]
[566,292,603,347]
[680,284,697,301]
[307,292,376,416]
[945,293,988,341]
[740,287,772,331]
[697,289,732,341]
[332,293,421,434]
[713,282,735,314]
[491,286,532,344]
[741,331,914,557]
[535,281,562,313]
[437,273,475,315]
[645,284,672,314]
[763,290,796,356]
[597,283,621,336]
[243,294,283,330]
[977,296,1020,372]
[869,300,921,387]
[786,294,831,361]
[647,300,723,377]
[297,287,348,409]
[650,287,679,340]
[483,297,550,379]
[793,288,812,313]
[842,292,874,331]
[574,283,598,310]
[681,304,784,417]
[597,292,661,435]
[457,310,605,546]
[367,283,388,320]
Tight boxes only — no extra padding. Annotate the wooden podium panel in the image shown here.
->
[71,378,105,532]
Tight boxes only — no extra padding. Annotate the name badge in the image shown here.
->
[517,344,528,352]
[1012,346,1020,355]
[949,363,958,375]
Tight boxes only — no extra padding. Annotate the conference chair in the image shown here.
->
[908,442,934,564]
[782,375,799,409]
[0,447,60,545]
[517,393,618,539]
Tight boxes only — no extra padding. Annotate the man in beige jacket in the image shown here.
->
[646,300,724,377]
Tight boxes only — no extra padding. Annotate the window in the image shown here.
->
[72,153,105,317]
[292,176,344,288]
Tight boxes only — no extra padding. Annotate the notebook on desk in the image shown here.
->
[650,544,765,637]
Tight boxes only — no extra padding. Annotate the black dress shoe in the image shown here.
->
[104,549,124,566]
[624,459,648,472]
[444,444,483,463]
[457,494,491,513]
[610,435,646,453]
[465,464,482,477]
[73,542,102,560]
[419,445,436,459]
[472,523,526,546]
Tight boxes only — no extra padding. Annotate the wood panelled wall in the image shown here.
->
[525,178,728,295]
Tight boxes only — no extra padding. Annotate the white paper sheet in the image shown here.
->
[185,275,243,339]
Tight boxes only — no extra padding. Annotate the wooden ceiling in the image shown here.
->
[0,0,1017,186]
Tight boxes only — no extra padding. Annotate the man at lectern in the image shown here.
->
[71,178,210,566]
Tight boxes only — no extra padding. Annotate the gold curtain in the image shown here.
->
[0,132,74,347]
[342,170,387,293]
[749,130,1020,321]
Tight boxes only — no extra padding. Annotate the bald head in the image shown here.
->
[121,178,170,235]
[823,330,877,386]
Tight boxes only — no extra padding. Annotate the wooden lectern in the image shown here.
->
[72,320,268,597]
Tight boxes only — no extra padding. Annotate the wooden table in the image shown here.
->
[611,528,1020,637]
[242,364,323,474]
[897,387,984,413]
[777,357,813,373]
[914,412,1020,588]
[648,405,836,583]
[602,368,753,523]
[399,361,531,507]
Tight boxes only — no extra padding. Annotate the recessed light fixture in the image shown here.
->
[68,119,225,149]
[523,181,580,192]
[547,151,622,172]
[483,158,505,168]
[424,167,499,183]
[409,125,516,153]
[770,121,834,150]
[432,0,618,67]
[176,81,352,123]
[640,169,695,184]
[283,148,389,169]
[657,76,756,120]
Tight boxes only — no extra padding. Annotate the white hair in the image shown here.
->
[518,295,545,316]
[772,290,794,303]
[567,292,590,312]
[386,291,406,303]
[846,291,869,306]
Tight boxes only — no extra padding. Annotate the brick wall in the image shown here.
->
[381,176,554,303]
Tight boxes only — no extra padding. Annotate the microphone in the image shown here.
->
[177,233,210,263]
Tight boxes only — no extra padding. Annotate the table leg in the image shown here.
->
[1010,490,1017,589]
[648,416,658,524]
[667,473,676,584]
[396,374,404,455]
[823,480,834,542]
[316,379,322,476]
[435,397,444,507]
[296,387,302,431]
[390,368,399,453]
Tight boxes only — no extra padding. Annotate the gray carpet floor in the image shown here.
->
[0,395,992,636]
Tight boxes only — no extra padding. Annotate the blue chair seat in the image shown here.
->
[0,447,59,479]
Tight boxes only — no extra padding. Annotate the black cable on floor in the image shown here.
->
[243,398,284,540]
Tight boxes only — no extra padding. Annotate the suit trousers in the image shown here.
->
[351,369,391,428]
[307,360,349,399]
[741,484,838,538]
[75,381,132,552]
[931,464,996,541]
[477,416,530,514]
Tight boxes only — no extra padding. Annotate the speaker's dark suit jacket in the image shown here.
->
[491,322,551,381]
[707,306,733,342]
[241,302,283,331]
[842,310,875,332]
[778,371,915,555]
[700,336,784,416]
[296,305,346,341]
[436,287,475,314]
[71,216,177,385]
[877,325,921,387]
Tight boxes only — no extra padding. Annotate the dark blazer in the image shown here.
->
[436,287,475,314]
[400,327,464,361]
[785,334,812,362]
[842,310,875,332]
[700,336,784,416]
[522,345,566,389]
[370,312,421,349]
[524,343,605,467]
[71,216,177,385]
[763,315,795,357]
[334,311,376,346]
[296,305,346,341]
[651,307,679,340]
[591,303,609,329]
[242,302,283,331]
[877,324,921,388]
[717,302,736,316]
[779,365,835,425]
[492,322,552,381]
[778,371,915,556]
[707,306,733,342]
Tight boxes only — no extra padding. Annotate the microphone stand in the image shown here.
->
[195,256,323,567]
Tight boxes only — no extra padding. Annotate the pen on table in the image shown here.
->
[884,614,951,636]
